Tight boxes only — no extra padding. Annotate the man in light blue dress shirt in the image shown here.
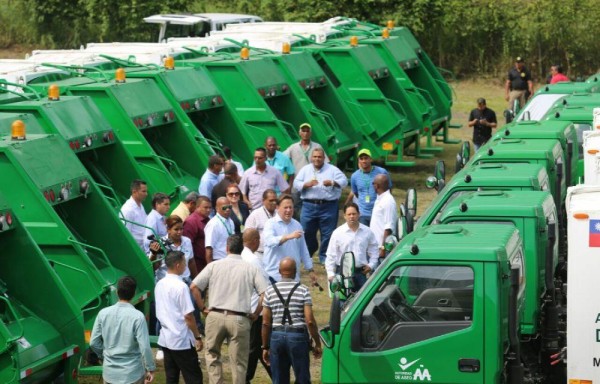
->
[90,276,155,384]
[263,194,318,285]
[198,155,224,197]
[293,148,348,264]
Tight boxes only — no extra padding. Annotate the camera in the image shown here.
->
[147,234,173,254]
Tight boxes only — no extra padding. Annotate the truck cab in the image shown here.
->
[321,224,526,383]
[143,13,263,42]
[417,162,550,229]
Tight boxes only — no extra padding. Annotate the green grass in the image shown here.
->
[81,78,506,383]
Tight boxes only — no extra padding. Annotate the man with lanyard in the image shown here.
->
[120,179,148,250]
[261,257,322,384]
[265,136,295,192]
[283,123,327,219]
[245,189,278,258]
[293,147,348,264]
[345,148,391,226]
[204,197,235,263]
[239,148,289,209]
[504,56,534,110]
[325,203,379,291]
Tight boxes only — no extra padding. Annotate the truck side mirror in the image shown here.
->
[504,109,514,124]
[405,188,417,219]
[341,251,355,292]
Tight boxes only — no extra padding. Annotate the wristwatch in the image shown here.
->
[379,245,385,250]
[261,345,270,350]
[195,335,202,340]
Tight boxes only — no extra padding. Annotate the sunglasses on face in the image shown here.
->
[227,192,240,196]
[221,205,232,211]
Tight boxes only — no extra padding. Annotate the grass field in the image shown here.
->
[80,78,507,384]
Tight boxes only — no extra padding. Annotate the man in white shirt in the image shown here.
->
[244,189,278,256]
[155,250,203,383]
[204,197,235,263]
[293,148,348,264]
[120,179,148,249]
[241,229,272,382]
[370,174,398,259]
[325,203,379,291]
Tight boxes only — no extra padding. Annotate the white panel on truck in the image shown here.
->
[583,129,600,185]
[566,185,600,381]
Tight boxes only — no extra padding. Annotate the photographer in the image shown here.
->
[468,97,497,151]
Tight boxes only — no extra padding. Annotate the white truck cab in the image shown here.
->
[144,13,263,43]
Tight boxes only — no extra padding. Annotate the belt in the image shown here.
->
[272,325,306,333]
[210,308,248,317]
[303,199,337,204]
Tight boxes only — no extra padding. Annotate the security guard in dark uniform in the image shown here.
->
[504,56,533,110]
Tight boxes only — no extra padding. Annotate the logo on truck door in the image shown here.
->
[395,357,432,381]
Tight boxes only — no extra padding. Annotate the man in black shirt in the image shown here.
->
[504,56,533,110]
[468,98,497,151]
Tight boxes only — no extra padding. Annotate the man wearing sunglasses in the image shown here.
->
[204,197,235,263]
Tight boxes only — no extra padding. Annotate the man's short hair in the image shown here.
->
[262,189,277,200]
[477,97,486,105]
[130,179,147,192]
[208,155,224,168]
[553,64,564,73]
[117,276,137,301]
[152,192,169,208]
[224,162,238,175]
[227,234,244,254]
[184,191,199,203]
[311,147,325,156]
[195,195,211,205]
[223,146,233,159]
[344,202,360,214]
[277,193,294,205]
[164,250,185,269]
[255,147,267,156]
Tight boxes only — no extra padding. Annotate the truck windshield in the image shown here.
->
[358,265,474,350]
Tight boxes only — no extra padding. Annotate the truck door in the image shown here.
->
[337,262,484,383]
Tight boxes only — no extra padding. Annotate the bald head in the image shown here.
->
[216,196,231,218]
[373,174,390,194]
[243,228,260,252]
[279,257,297,278]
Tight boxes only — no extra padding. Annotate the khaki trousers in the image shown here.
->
[205,311,251,384]
[508,90,527,110]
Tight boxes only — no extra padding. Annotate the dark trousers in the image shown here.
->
[246,316,272,383]
[162,346,203,384]
[270,330,311,384]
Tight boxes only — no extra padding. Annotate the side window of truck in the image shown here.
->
[358,265,474,350]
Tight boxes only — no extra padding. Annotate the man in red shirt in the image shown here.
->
[550,64,570,84]
[183,195,212,272]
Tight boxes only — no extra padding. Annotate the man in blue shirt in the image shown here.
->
[293,148,348,264]
[198,155,224,197]
[90,276,155,384]
[265,136,295,190]
[346,149,391,226]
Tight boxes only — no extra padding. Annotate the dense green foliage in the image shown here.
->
[1,0,599,78]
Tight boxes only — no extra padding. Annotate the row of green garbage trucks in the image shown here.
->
[322,67,600,382]
[1,14,599,383]
[0,17,457,382]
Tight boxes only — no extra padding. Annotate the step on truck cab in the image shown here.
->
[321,224,527,383]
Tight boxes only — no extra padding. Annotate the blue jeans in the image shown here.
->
[301,200,339,263]
[270,330,311,384]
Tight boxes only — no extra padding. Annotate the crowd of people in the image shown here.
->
[95,122,402,384]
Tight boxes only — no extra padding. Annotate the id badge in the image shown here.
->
[365,195,370,203]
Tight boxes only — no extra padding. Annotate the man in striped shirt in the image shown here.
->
[261,257,322,384]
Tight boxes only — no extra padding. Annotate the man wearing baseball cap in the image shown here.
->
[345,148,391,226]
[505,56,533,109]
